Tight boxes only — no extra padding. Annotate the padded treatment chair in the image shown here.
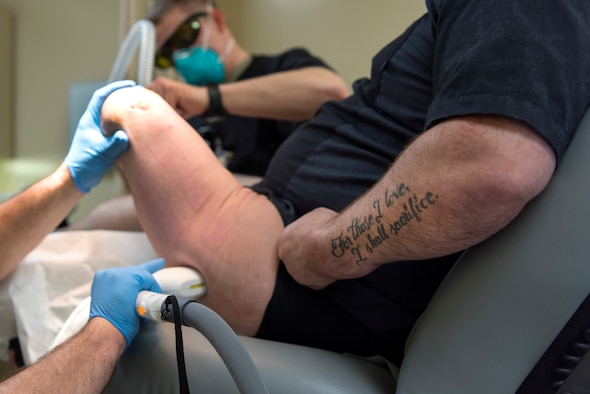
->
[104,109,590,393]
[395,108,590,393]
[106,323,397,393]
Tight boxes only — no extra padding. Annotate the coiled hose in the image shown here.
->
[108,19,156,86]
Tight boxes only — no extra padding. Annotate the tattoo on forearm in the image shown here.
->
[330,183,439,264]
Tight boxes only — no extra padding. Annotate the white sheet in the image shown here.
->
[2,230,157,364]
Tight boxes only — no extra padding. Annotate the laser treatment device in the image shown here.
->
[136,266,206,321]
[136,267,268,394]
[52,265,267,394]
[50,266,206,351]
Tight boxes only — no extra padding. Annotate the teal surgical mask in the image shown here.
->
[172,2,235,87]
[173,46,225,86]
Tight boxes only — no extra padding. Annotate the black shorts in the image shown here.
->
[255,256,457,365]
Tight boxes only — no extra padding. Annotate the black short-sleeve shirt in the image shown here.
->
[190,48,334,176]
[255,0,590,364]
[426,0,590,161]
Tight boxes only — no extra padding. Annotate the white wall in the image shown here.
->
[0,2,14,157]
[10,0,120,160]
[217,0,427,89]
[0,0,123,221]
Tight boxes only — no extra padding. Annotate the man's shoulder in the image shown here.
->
[243,48,332,78]
[252,47,316,62]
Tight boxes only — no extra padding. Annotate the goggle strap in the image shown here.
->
[202,1,214,51]
[219,38,235,62]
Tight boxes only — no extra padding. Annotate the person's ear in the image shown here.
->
[210,7,227,34]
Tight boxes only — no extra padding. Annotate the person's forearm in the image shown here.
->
[283,116,556,285]
[0,317,124,393]
[0,163,83,280]
[220,67,349,121]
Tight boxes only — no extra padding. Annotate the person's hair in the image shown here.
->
[147,0,212,23]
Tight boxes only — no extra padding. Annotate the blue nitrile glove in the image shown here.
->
[64,80,137,193]
[89,258,165,351]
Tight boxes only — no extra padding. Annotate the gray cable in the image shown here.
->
[162,299,269,394]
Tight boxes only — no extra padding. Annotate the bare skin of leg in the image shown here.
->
[68,175,263,231]
[100,86,284,336]
[68,194,143,231]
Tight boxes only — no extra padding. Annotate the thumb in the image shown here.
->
[104,129,130,156]
[139,258,166,273]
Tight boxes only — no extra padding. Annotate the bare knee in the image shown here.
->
[100,86,179,140]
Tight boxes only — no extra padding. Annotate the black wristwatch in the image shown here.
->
[204,84,228,120]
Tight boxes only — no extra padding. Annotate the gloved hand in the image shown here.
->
[64,80,137,193]
[89,258,165,351]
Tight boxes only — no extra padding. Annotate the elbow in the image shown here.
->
[465,147,555,215]
[324,75,349,102]
[309,67,349,103]
[476,173,540,214]
[433,116,556,216]
[448,157,554,235]
[321,72,349,102]
[296,70,348,120]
